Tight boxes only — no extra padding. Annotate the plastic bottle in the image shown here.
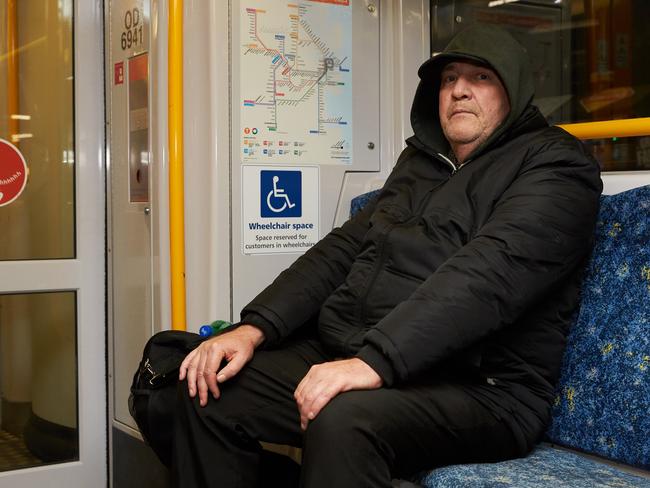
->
[198,319,233,338]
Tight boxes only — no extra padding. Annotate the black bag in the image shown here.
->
[128,330,204,466]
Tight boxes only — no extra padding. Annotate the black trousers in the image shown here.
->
[171,338,527,488]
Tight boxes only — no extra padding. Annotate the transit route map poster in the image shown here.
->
[239,0,352,165]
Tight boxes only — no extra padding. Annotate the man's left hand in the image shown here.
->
[294,358,383,430]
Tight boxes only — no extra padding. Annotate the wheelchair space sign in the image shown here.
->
[261,170,301,217]
[242,165,319,255]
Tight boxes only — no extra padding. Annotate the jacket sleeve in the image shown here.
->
[241,196,376,346]
[357,143,602,385]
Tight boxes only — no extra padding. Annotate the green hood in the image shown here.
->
[410,24,536,160]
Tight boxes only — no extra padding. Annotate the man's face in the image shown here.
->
[439,61,510,152]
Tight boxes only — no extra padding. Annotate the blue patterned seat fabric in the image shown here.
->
[545,185,650,469]
[351,185,650,487]
[350,189,381,218]
[418,444,650,487]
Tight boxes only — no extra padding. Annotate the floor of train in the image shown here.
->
[0,429,43,472]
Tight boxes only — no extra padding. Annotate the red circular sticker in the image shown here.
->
[0,139,28,207]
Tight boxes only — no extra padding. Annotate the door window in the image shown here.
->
[0,291,77,472]
[0,0,74,260]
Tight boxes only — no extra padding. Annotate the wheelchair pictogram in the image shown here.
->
[261,170,301,218]
[266,175,296,213]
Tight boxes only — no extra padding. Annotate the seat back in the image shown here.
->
[546,185,650,469]
[350,189,381,218]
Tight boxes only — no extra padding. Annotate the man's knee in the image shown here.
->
[175,379,226,426]
[176,379,198,409]
[304,392,384,448]
[301,393,396,486]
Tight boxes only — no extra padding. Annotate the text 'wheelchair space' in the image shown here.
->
[242,166,320,254]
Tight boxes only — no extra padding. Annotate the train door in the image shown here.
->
[0,1,106,487]
[107,0,154,436]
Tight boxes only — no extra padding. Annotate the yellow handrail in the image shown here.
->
[169,0,186,330]
[7,0,18,143]
[559,117,650,140]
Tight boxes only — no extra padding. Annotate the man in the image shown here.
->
[172,24,602,487]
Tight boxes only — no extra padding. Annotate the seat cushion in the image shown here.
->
[545,185,650,468]
[417,444,650,488]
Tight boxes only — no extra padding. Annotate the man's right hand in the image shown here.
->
[179,324,265,407]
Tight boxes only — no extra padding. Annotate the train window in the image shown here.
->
[0,291,78,471]
[0,1,75,260]
[585,135,650,171]
[431,0,650,171]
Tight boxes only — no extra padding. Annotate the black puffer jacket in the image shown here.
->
[243,25,602,448]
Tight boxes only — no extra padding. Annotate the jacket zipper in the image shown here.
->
[356,153,461,328]
[412,153,459,216]
[356,222,395,327]
[437,152,462,174]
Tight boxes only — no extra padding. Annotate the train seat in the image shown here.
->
[351,185,650,487]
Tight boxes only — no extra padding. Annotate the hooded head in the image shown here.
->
[411,24,536,162]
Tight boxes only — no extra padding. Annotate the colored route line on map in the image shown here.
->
[243,3,349,134]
